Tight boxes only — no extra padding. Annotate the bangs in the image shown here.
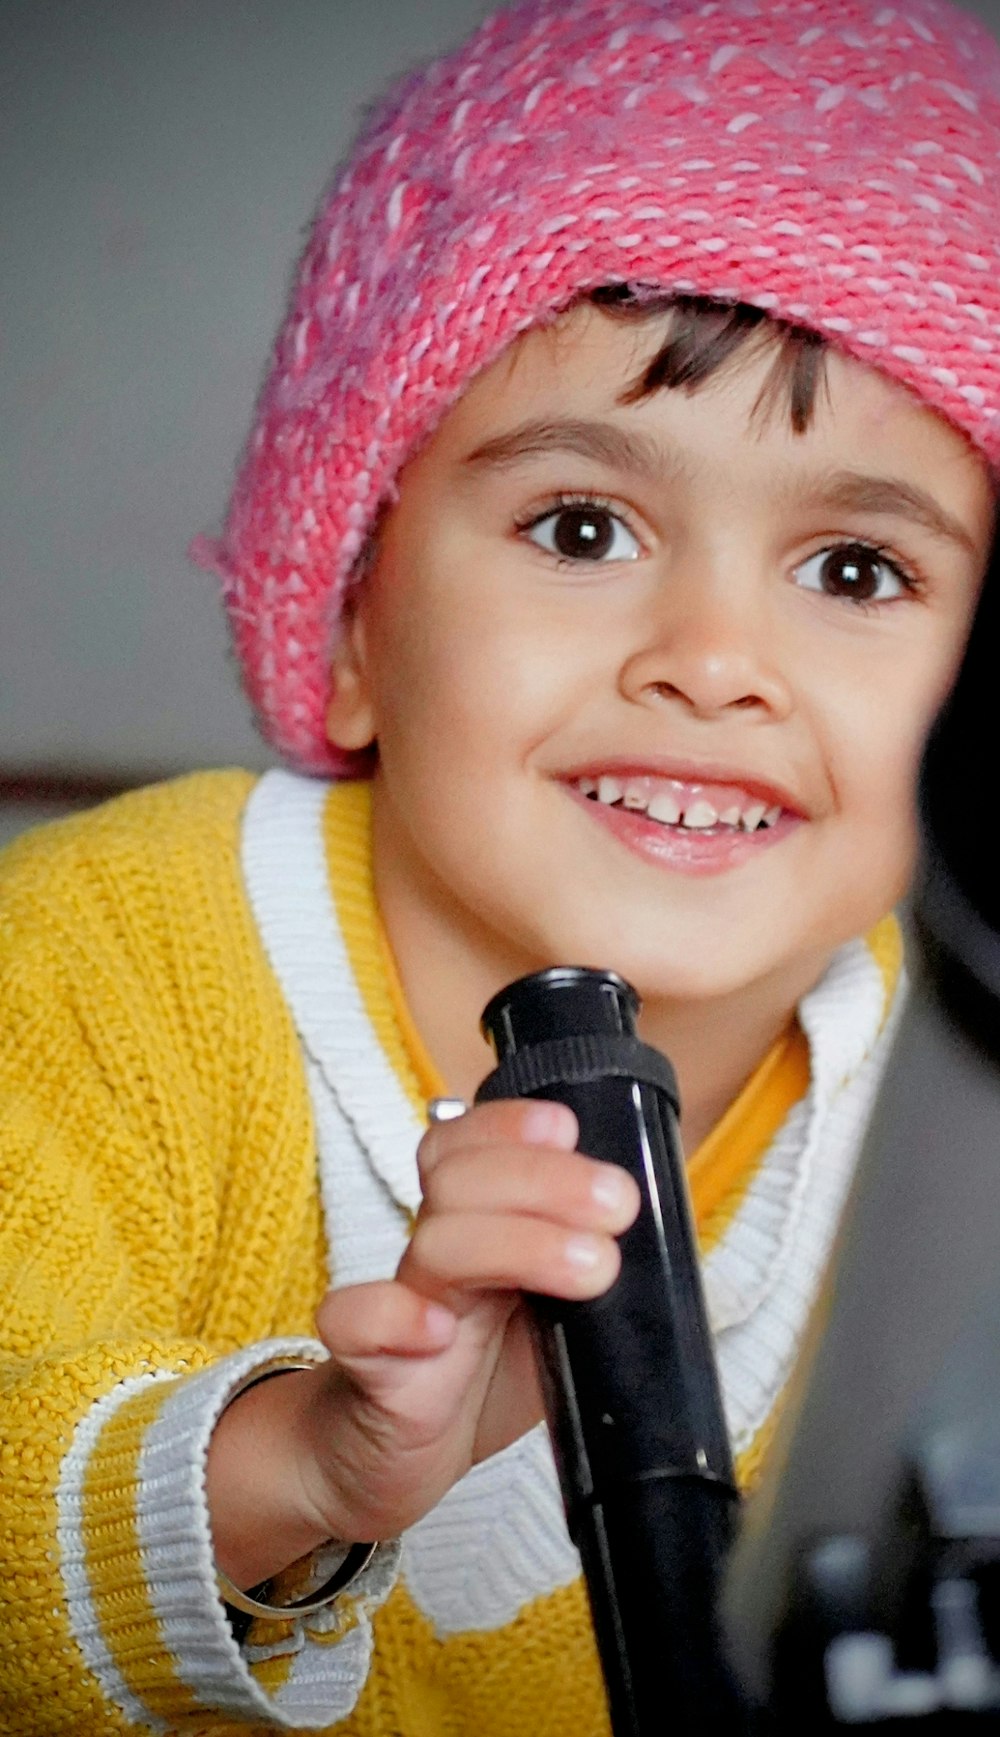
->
[589,287,829,434]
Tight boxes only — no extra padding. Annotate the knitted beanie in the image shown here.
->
[196,0,1000,775]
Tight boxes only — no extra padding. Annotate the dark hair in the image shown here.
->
[589,286,829,434]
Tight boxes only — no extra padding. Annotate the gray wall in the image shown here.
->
[2,0,999,807]
[1,0,492,789]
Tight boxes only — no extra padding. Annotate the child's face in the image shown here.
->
[328,303,994,1011]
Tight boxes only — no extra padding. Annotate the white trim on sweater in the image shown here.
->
[56,1337,402,1730]
[241,769,422,1226]
[241,767,903,1639]
[137,1340,399,1728]
[56,1371,177,1735]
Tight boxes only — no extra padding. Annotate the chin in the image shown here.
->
[506,897,792,1006]
[548,942,756,1006]
[635,964,763,1007]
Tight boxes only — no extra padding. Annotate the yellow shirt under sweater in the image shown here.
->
[0,770,902,1736]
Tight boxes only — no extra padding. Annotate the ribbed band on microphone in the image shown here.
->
[475,1033,679,1114]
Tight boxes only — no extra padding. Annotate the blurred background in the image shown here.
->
[2,0,999,846]
[0,0,493,844]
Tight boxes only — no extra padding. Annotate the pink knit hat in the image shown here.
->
[196,0,1000,775]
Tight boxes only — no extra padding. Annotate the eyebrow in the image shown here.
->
[460,417,675,486]
[809,471,979,555]
[459,416,977,554]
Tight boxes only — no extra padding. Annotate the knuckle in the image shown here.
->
[417,1164,447,1211]
[405,1213,450,1279]
[416,1124,445,1180]
[475,1097,557,1141]
[418,1150,478,1214]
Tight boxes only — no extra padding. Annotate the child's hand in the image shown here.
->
[299,1098,640,1546]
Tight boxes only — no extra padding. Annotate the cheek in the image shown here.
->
[361,586,522,788]
[367,567,588,755]
[833,609,970,771]
[821,645,957,883]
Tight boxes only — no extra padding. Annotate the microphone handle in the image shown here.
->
[476,1014,742,1735]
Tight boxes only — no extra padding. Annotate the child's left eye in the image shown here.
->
[520,499,642,564]
[793,542,915,604]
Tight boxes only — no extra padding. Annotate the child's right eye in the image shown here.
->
[519,496,642,565]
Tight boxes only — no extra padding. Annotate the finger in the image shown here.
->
[420,1143,639,1234]
[418,1096,578,1182]
[315,1280,458,1363]
[397,1210,622,1309]
[473,1301,546,1461]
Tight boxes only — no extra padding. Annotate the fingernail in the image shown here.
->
[564,1234,603,1270]
[591,1167,628,1213]
[522,1102,577,1147]
[424,1303,456,1341]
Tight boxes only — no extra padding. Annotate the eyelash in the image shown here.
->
[514,492,925,604]
[807,541,924,612]
[513,492,642,567]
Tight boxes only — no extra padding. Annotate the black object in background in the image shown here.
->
[723,538,1000,1726]
[477,966,743,1736]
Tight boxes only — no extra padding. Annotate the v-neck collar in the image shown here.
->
[241,769,425,1218]
[241,769,903,1346]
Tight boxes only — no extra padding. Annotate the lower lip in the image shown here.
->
[569,788,802,876]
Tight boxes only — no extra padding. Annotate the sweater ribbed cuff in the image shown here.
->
[57,1341,400,1731]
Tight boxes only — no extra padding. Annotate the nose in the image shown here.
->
[618,568,793,722]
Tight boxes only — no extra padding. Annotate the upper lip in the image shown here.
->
[557,757,806,817]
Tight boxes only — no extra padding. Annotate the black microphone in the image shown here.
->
[477,965,743,1736]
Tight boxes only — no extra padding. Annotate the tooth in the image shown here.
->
[648,791,682,825]
[719,805,741,826]
[681,799,718,830]
[741,802,767,831]
[578,777,598,796]
[763,805,782,828]
[598,777,623,805]
[623,781,649,811]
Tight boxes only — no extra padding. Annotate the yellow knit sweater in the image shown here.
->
[0,771,902,1736]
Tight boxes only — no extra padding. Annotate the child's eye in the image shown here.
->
[794,542,915,605]
[519,498,642,564]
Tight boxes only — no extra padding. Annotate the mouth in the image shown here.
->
[563,767,804,873]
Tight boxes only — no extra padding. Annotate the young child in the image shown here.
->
[2,0,999,1731]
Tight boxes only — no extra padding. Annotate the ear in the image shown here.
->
[325,593,377,753]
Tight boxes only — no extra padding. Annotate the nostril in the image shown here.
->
[644,681,767,712]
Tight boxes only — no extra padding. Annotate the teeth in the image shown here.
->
[647,791,682,825]
[579,776,787,832]
[681,799,719,830]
